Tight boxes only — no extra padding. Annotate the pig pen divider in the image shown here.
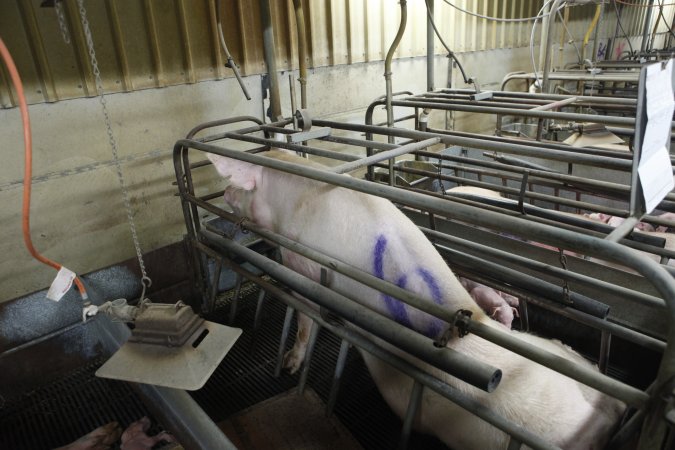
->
[173,119,675,449]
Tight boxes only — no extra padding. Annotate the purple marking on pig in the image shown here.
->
[373,235,412,328]
[417,268,443,305]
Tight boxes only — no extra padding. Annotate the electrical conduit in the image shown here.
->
[292,0,308,109]
[0,37,87,300]
[385,0,407,142]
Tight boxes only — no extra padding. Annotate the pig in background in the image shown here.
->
[208,150,625,450]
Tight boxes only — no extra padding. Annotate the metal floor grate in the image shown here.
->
[196,280,448,450]
[0,359,164,450]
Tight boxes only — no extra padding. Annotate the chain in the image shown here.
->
[558,248,572,305]
[54,0,71,44]
[77,0,152,294]
[437,156,446,195]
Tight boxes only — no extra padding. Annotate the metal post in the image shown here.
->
[326,339,351,416]
[385,0,408,143]
[298,321,320,395]
[398,380,424,450]
[641,1,656,53]
[542,0,565,93]
[292,0,308,109]
[275,305,295,377]
[427,0,434,92]
[259,0,282,121]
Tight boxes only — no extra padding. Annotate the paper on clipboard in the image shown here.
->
[640,60,675,213]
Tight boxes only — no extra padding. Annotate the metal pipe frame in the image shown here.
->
[259,0,282,121]
[384,0,407,142]
[211,253,563,450]
[173,119,675,448]
[292,0,308,109]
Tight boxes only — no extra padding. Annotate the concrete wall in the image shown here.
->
[0,45,545,303]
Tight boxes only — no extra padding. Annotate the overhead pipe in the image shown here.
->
[426,0,434,92]
[259,0,282,121]
[591,2,605,62]
[216,0,251,100]
[641,1,656,53]
[582,4,602,61]
[292,0,308,108]
[385,0,408,143]
[542,0,565,93]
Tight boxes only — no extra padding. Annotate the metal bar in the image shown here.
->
[298,321,320,395]
[292,0,308,108]
[215,259,562,450]
[531,96,578,111]
[398,380,424,450]
[641,1,656,53]
[331,138,440,174]
[202,230,502,392]
[606,217,640,243]
[326,339,351,416]
[385,0,408,143]
[313,119,634,170]
[542,0,565,93]
[387,98,637,127]
[228,274,243,324]
[253,288,266,330]
[275,305,295,377]
[436,88,637,105]
[599,331,612,374]
[259,0,282,120]
[426,0,434,92]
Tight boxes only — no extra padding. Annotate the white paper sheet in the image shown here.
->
[640,60,675,213]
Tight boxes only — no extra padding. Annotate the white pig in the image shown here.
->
[208,150,624,450]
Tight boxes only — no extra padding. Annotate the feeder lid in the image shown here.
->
[96,302,241,390]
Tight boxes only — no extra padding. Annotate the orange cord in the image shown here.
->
[0,37,87,300]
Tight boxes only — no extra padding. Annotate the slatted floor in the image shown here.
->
[0,281,447,450]
[0,359,165,450]
[195,280,448,450]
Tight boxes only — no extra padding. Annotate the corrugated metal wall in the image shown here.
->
[1,0,673,107]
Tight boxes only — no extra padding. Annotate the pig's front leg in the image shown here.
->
[283,310,314,374]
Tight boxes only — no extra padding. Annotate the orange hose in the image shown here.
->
[0,37,87,300]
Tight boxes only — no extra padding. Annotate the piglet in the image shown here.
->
[55,422,122,450]
[586,213,655,232]
[459,277,519,328]
[208,149,624,450]
[120,417,177,450]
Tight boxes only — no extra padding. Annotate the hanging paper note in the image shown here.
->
[640,60,675,213]
[46,266,76,302]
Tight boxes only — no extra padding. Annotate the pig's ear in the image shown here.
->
[207,153,258,191]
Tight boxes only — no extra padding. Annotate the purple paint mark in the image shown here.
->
[417,268,443,305]
[373,235,412,328]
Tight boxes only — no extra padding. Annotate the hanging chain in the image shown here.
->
[558,248,572,305]
[77,0,152,294]
[437,156,446,195]
[54,0,71,44]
